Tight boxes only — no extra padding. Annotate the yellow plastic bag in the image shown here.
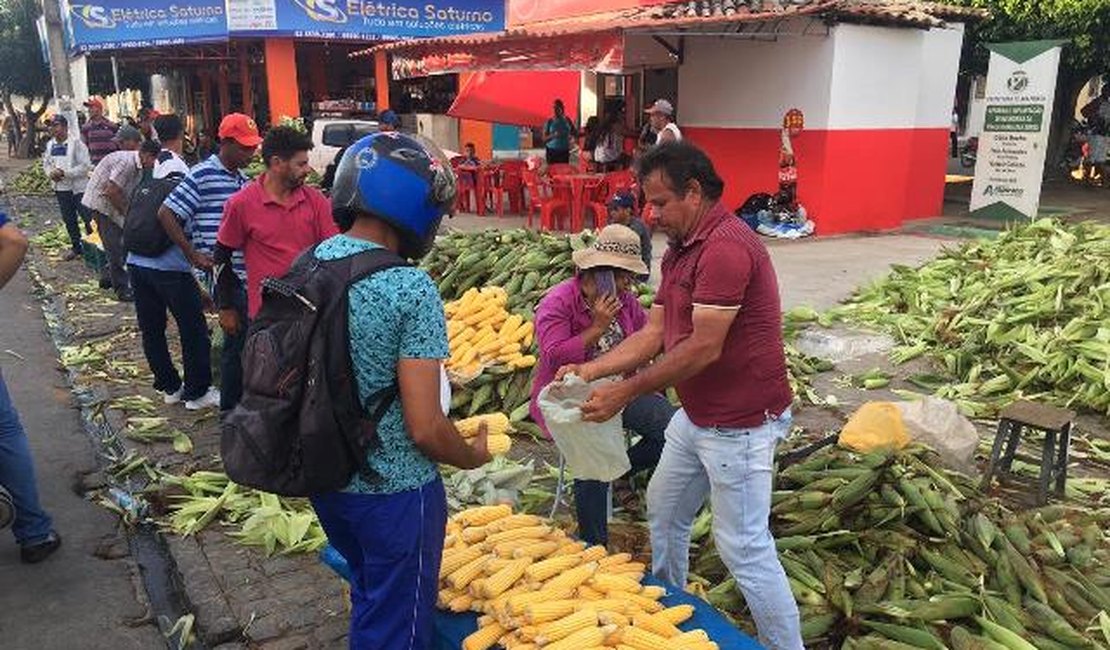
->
[839,402,910,453]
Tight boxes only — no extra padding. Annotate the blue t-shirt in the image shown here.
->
[314,234,449,495]
[545,115,575,152]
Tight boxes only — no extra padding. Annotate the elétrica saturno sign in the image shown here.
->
[62,0,504,52]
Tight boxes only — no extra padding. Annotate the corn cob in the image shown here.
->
[462,621,505,650]
[673,629,710,644]
[617,626,672,650]
[604,561,647,574]
[506,589,573,615]
[513,540,560,560]
[455,413,512,438]
[597,610,630,626]
[533,608,598,644]
[598,553,632,567]
[632,611,682,638]
[590,572,644,594]
[448,556,490,590]
[523,599,578,625]
[488,514,544,532]
[486,525,550,545]
[541,624,609,650]
[461,527,489,544]
[493,539,539,557]
[455,504,512,527]
[448,594,475,613]
[438,588,461,609]
[486,434,512,456]
[551,541,587,557]
[580,545,609,562]
[545,561,598,591]
[609,590,665,613]
[576,585,606,600]
[526,555,582,582]
[576,599,631,615]
[640,586,666,600]
[441,545,485,577]
[657,604,695,625]
[482,558,532,599]
[675,642,719,650]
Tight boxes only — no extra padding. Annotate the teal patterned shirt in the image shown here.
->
[314,234,448,494]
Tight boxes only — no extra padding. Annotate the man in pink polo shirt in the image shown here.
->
[558,141,801,649]
[213,125,338,388]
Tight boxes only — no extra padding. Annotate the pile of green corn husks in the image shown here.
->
[828,219,1110,417]
[689,445,1110,648]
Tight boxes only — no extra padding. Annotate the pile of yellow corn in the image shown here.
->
[455,413,513,456]
[440,505,719,650]
[446,287,536,378]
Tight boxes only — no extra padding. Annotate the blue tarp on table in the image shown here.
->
[433,575,763,650]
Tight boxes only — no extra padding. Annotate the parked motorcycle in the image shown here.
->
[960,136,979,169]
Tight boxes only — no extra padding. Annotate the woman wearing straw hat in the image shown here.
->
[529,224,676,546]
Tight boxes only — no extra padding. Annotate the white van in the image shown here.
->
[309,118,379,174]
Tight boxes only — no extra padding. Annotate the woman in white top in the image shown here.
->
[592,113,626,171]
[645,99,682,144]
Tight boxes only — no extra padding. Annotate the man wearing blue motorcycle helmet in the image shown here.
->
[312,132,491,649]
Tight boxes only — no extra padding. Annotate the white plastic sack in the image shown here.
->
[537,374,630,482]
[895,396,979,473]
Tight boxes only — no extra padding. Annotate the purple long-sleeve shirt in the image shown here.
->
[529,276,647,437]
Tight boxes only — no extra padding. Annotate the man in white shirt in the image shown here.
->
[42,114,93,261]
[81,126,149,300]
[645,99,683,145]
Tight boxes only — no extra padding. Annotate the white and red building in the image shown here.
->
[363,0,983,234]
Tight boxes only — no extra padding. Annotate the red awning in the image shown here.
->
[447,71,581,127]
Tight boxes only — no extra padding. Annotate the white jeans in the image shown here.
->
[647,408,803,650]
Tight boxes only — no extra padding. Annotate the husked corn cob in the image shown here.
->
[551,541,587,557]
[455,504,512,527]
[673,629,710,644]
[543,625,610,650]
[476,614,494,627]
[486,525,550,545]
[526,555,582,582]
[618,626,673,650]
[488,514,544,532]
[632,611,682,638]
[441,545,485,577]
[580,545,609,562]
[461,527,489,544]
[438,588,461,608]
[486,434,512,456]
[506,588,572,615]
[512,540,560,559]
[455,413,512,438]
[597,610,630,626]
[590,572,644,594]
[492,539,537,557]
[677,642,719,650]
[598,553,632,567]
[604,561,647,574]
[576,599,630,615]
[640,585,666,600]
[485,557,517,572]
[468,578,487,598]
[462,621,505,650]
[576,585,606,600]
[658,604,695,625]
[523,599,577,625]
[448,594,475,612]
[534,609,598,644]
[482,558,531,599]
[610,590,665,613]
[545,561,598,591]
[448,556,489,590]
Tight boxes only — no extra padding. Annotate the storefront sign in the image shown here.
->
[969,40,1065,220]
[227,0,505,40]
[63,0,228,51]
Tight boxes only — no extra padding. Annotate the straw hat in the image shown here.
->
[572,224,649,276]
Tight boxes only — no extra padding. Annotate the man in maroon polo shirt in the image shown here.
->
[213,125,338,397]
[559,142,802,649]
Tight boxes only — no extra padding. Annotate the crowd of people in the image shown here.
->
[545,96,684,171]
[3,90,803,648]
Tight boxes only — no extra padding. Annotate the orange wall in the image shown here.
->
[265,39,300,122]
[459,119,493,160]
[508,0,668,25]
[375,51,390,112]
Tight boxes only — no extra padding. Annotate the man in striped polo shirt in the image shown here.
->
[80,97,118,165]
[157,113,260,412]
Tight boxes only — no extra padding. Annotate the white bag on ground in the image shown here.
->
[538,374,630,482]
[895,396,979,473]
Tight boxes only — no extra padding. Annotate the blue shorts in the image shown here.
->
[311,478,447,650]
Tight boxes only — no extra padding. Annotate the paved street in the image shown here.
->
[0,264,163,649]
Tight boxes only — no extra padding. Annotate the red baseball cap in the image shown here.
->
[218,113,262,147]
[84,97,104,110]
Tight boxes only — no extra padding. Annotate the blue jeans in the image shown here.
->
[0,369,54,546]
[220,283,248,412]
[647,408,803,650]
[575,392,675,546]
[311,478,446,650]
[128,265,212,401]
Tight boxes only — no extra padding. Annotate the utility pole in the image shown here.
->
[41,0,73,100]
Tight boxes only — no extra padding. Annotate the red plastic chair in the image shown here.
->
[451,159,478,213]
[547,163,575,177]
[581,177,610,230]
[479,164,507,217]
[522,169,569,230]
[499,160,526,214]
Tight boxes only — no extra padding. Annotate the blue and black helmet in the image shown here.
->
[331,132,457,259]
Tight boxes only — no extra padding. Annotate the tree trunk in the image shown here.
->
[16,96,48,159]
[1043,71,1089,180]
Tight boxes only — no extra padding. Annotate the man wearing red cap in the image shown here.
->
[157,113,261,412]
[81,97,118,165]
